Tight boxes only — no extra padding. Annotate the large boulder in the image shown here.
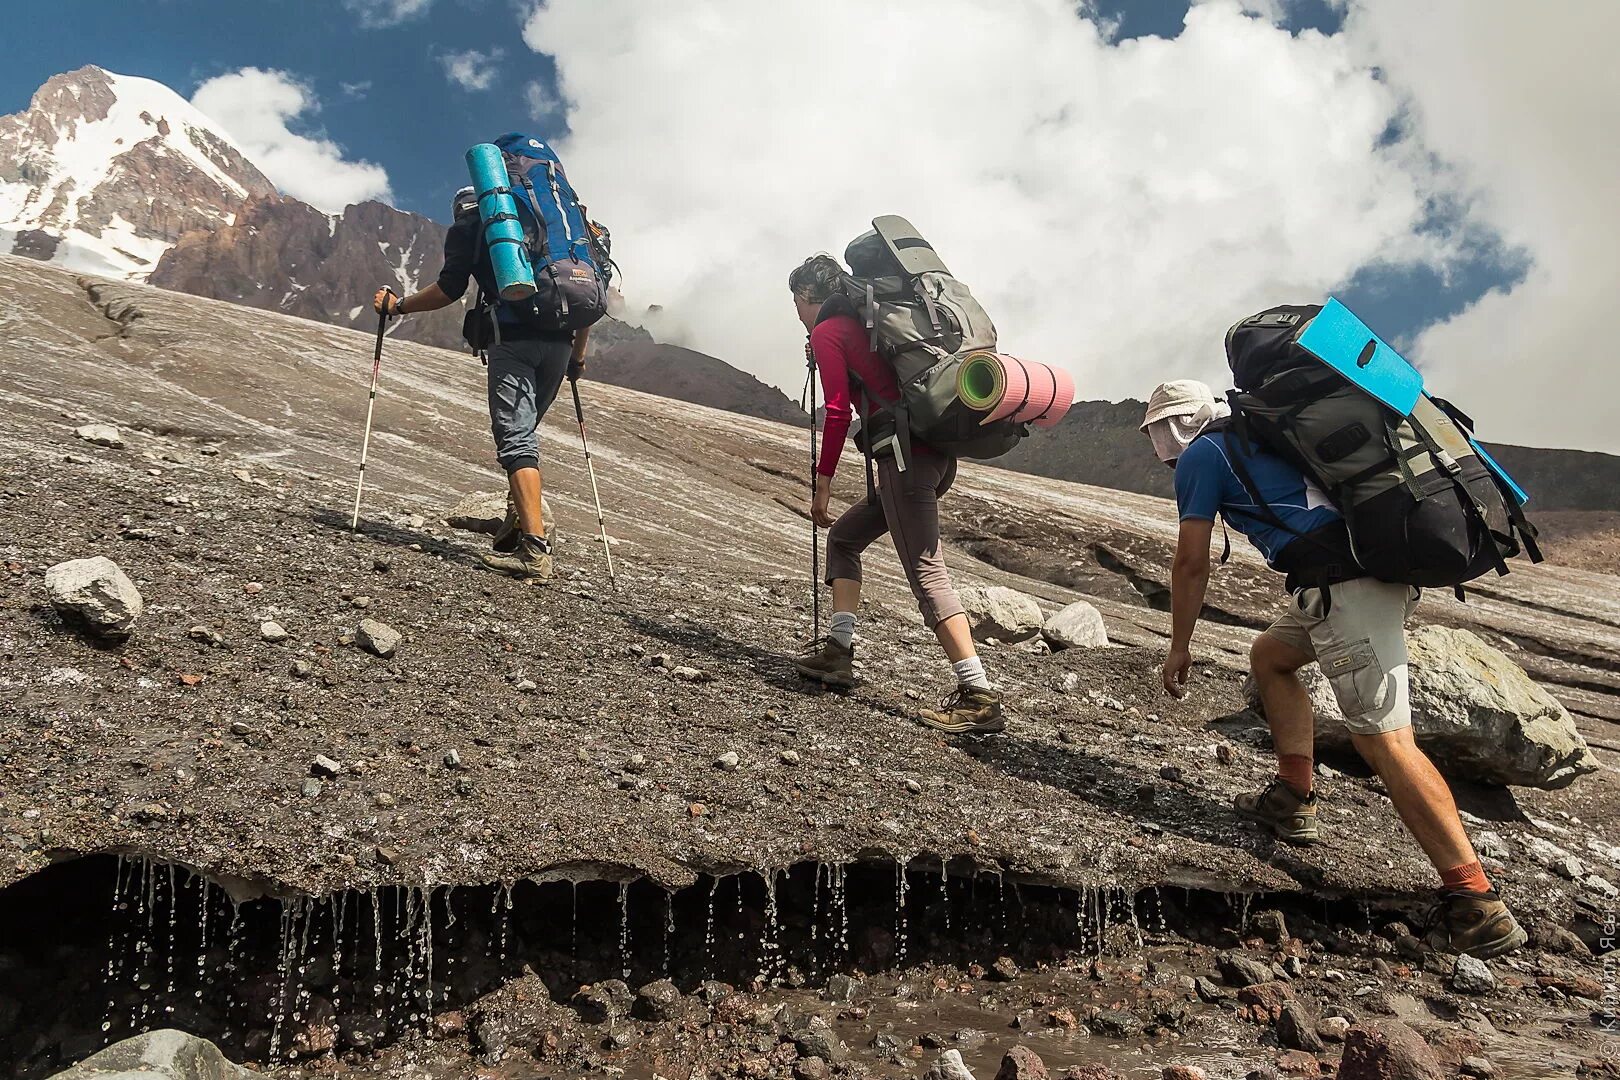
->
[1244,625,1597,789]
[959,586,1043,643]
[48,1029,253,1078]
[1041,601,1109,650]
[45,556,144,639]
[445,490,556,545]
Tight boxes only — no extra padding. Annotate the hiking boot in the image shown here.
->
[491,504,520,553]
[794,637,855,688]
[915,685,1005,735]
[1233,778,1320,845]
[479,536,554,581]
[1425,889,1528,959]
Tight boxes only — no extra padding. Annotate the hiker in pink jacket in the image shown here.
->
[786,254,1003,734]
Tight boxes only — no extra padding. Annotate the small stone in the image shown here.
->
[1159,764,1182,782]
[513,677,537,693]
[373,792,396,808]
[1451,954,1496,995]
[300,778,322,798]
[921,1048,977,1080]
[243,581,264,595]
[351,595,372,609]
[291,659,312,678]
[1216,743,1236,765]
[1217,951,1275,988]
[1473,830,1510,863]
[1193,976,1227,1003]
[443,749,462,769]
[1318,1016,1351,1042]
[624,753,647,773]
[633,978,686,1022]
[1460,1056,1496,1078]
[1554,855,1586,880]
[310,755,343,778]
[688,802,707,817]
[780,749,801,765]
[990,956,1020,981]
[260,620,289,643]
[716,751,741,772]
[672,665,712,682]
[824,973,859,1003]
[230,721,253,736]
[374,845,398,866]
[455,778,473,796]
[904,778,923,794]
[356,618,400,659]
[1278,1001,1324,1052]
[1162,1068,1209,1080]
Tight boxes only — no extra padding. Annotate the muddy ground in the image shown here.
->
[0,256,1616,1077]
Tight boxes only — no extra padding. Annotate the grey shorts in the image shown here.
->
[486,338,572,473]
[1262,577,1421,735]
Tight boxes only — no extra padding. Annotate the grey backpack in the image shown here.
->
[834,216,1025,463]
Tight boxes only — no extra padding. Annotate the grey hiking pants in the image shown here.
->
[825,453,966,630]
[486,338,572,473]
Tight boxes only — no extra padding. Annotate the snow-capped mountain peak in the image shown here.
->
[0,65,275,279]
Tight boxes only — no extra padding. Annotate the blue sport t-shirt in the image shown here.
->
[1174,431,1342,567]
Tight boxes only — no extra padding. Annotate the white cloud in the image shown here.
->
[440,48,504,93]
[1343,1,1620,453]
[522,2,1442,407]
[342,0,433,29]
[192,68,392,213]
[520,0,1614,453]
[524,79,561,120]
[340,80,373,99]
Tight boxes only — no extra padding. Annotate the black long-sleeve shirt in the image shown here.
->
[436,210,572,342]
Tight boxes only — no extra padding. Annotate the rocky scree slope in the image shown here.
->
[1,252,1616,905]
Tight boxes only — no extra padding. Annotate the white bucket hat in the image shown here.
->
[1141,380,1229,464]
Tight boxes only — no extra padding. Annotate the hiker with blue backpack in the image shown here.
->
[372,133,613,582]
[1144,302,1541,960]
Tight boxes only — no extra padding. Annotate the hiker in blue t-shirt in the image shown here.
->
[1142,378,1525,960]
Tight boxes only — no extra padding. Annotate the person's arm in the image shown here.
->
[1163,517,1214,697]
[374,282,456,316]
[809,321,854,528]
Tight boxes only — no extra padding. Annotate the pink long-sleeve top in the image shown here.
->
[811,312,921,478]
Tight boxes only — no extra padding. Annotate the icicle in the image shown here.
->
[758,869,781,985]
[662,890,675,979]
[618,881,632,981]
[703,878,718,979]
[894,860,910,968]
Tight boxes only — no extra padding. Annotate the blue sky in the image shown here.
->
[0,0,1545,430]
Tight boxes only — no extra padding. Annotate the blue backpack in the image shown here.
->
[480,132,609,335]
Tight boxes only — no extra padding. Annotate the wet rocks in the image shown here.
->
[990,956,1020,981]
[1162,1068,1209,1080]
[1451,954,1496,995]
[634,978,688,1022]
[1278,1001,1325,1052]
[574,979,633,1024]
[1338,1019,1445,1080]
[73,422,124,448]
[356,617,400,659]
[1041,600,1109,650]
[995,1046,1050,1080]
[47,1028,252,1078]
[791,1017,847,1063]
[959,585,1043,642]
[1251,910,1289,945]
[1217,951,1275,988]
[45,556,143,639]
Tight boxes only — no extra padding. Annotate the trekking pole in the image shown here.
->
[570,377,619,589]
[350,290,394,530]
[803,341,821,640]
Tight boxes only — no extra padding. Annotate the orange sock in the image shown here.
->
[1276,754,1314,798]
[1440,860,1492,895]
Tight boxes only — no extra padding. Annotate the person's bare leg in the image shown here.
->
[831,578,861,615]
[509,467,545,538]
[934,612,976,664]
[1351,727,1478,872]
[1251,631,1316,761]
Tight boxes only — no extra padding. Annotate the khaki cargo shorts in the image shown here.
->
[1262,576,1420,735]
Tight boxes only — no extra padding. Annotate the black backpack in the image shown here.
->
[1222,301,1540,590]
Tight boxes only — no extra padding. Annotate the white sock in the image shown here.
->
[829,611,856,649]
[952,655,990,690]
